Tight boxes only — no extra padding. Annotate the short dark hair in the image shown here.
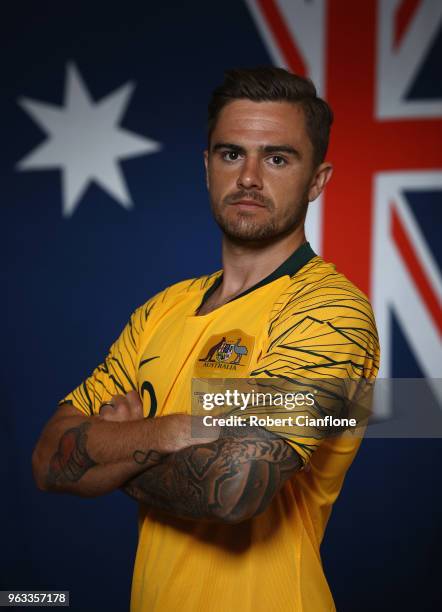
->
[208,66,333,167]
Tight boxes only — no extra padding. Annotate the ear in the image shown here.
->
[204,150,209,190]
[308,162,333,202]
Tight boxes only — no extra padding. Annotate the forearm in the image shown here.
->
[33,411,174,497]
[122,426,302,523]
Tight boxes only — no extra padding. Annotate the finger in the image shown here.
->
[112,394,130,409]
[100,395,130,421]
[125,390,144,420]
[99,404,120,421]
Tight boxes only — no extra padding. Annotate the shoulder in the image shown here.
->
[134,271,222,320]
[258,256,380,378]
[155,271,222,304]
[266,256,379,365]
[270,255,377,334]
[289,256,370,301]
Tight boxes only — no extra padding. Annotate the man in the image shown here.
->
[32,67,379,611]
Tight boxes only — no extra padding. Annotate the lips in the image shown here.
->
[230,199,265,208]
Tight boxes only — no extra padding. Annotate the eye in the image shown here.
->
[222,151,242,162]
[268,155,287,166]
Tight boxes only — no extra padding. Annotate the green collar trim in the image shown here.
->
[199,241,316,308]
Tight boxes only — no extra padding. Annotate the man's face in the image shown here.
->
[204,99,332,244]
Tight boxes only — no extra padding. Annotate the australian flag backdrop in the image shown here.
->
[1,1,441,611]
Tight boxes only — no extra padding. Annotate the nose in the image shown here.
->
[237,155,263,190]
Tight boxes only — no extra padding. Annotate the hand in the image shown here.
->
[99,390,143,422]
[99,391,220,453]
[160,414,221,453]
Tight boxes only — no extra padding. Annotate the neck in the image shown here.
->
[218,226,307,299]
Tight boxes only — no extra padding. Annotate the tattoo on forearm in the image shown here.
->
[46,422,97,487]
[133,449,162,467]
[122,426,301,522]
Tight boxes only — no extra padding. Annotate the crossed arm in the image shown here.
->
[122,425,301,523]
[32,392,302,523]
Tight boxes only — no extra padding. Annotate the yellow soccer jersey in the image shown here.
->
[61,242,379,612]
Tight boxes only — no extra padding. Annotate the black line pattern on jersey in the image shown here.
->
[139,356,160,368]
[270,292,376,337]
[143,300,156,322]
[267,317,378,363]
[121,330,137,372]
[197,271,222,290]
[93,377,115,398]
[79,382,94,416]
[128,317,138,349]
[266,314,378,367]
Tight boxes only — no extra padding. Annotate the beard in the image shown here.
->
[210,189,309,245]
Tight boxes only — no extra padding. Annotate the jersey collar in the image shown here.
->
[200,241,316,308]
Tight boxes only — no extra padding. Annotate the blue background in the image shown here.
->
[1,2,440,610]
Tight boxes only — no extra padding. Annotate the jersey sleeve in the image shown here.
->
[59,295,160,416]
[249,276,380,465]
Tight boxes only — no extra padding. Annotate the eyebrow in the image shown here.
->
[211,142,301,159]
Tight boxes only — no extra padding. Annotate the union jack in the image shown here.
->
[246,0,442,412]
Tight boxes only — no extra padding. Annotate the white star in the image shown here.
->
[16,62,162,217]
